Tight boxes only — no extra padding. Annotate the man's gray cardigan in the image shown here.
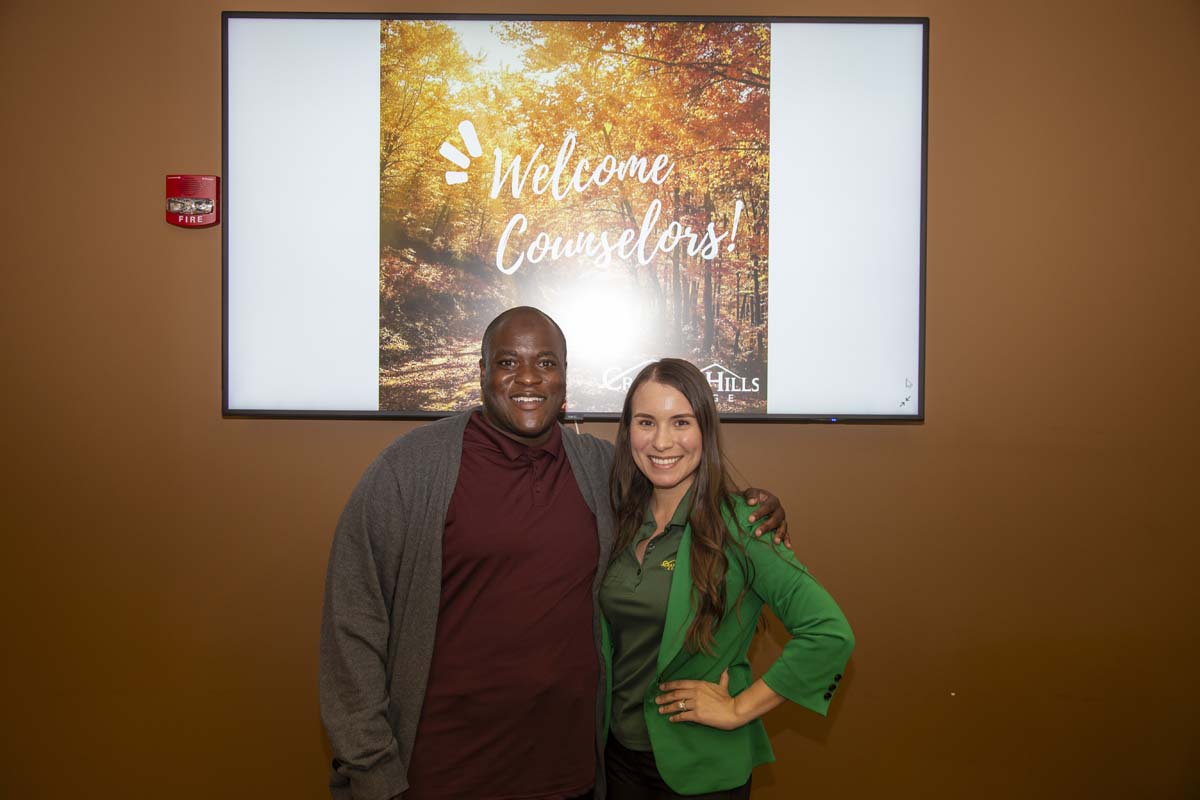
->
[319,409,616,800]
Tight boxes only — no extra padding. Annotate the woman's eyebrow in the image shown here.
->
[631,412,695,420]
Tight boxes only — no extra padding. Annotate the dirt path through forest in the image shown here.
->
[379,337,481,410]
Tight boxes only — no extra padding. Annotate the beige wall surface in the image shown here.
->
[2,1,1197,797]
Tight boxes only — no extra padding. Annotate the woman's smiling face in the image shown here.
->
[629,379,703,495]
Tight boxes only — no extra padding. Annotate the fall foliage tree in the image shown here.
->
[378,20,770,410]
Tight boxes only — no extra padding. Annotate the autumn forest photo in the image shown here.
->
[378,19,771,413]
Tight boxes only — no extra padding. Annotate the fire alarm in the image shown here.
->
[166,174,219,228]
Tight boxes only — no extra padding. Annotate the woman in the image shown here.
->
[600,359,854,799]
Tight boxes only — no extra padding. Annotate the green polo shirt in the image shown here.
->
[599,491,693,751]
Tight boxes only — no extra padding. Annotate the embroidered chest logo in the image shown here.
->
[660,559,676,571]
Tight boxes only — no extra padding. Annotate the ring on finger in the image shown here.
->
[678,700,686,711]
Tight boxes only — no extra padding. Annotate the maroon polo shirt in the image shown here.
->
[404,412,600,800]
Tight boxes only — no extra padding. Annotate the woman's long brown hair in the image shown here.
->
[609,358,744,655]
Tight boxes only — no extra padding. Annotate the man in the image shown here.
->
[320,307,786,800]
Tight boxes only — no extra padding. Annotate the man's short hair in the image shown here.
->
[480,306,567,362]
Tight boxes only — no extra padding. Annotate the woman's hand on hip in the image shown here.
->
[655,671,744,730]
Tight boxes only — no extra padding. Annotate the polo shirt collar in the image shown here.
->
[640,487,695,532]
[471,409,562,461]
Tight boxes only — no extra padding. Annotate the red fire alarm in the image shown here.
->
[166,174,219,228]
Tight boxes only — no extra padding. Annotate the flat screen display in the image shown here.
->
[223,13,927,420]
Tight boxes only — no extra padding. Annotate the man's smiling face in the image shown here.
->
[479,310,567,447]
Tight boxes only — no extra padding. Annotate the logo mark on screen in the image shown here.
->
[440,120,483,185]
[700,363,761,395]
[601,359,657,392]
[602,360,761,398]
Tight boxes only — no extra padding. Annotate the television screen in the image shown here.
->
[223,13,927,420]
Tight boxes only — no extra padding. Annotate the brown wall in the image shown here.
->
[2,1,1197,797]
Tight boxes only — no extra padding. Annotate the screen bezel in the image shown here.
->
[221,11,928,424]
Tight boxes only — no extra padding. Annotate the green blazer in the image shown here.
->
[601,494,854,795]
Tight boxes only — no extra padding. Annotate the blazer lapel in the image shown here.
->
[657,524,696,676]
